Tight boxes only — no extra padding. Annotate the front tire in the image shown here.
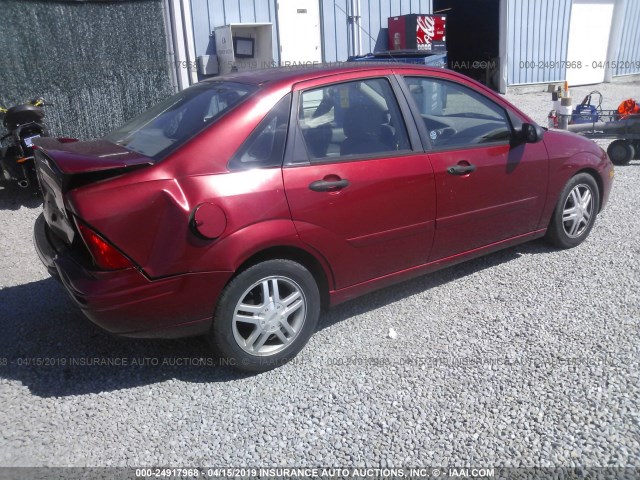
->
[211,259,320,372]
[545,173,600,249]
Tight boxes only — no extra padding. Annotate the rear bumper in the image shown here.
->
[33,213,233,338]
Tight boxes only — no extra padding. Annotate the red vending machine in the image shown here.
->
[388,14,447,52]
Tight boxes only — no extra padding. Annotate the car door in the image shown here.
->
[282,74,436,290]
[400,74,549,261]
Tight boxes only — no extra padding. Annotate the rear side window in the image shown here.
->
[404,77,511,149]
[228,94,292,170]
[106,81,257,160]
[297,78,411,162]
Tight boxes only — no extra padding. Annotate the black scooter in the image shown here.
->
[0,97,50,190]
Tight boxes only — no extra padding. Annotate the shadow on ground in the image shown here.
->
[0,183,42,210]
[0,240,557,397]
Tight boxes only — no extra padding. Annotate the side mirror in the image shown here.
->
[518,123,545,143]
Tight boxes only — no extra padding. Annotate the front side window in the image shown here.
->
[404,77,512,149]
[297,78,411,162]
[106,81,257,160]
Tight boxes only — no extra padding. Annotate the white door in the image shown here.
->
[566,0,615,86]
[277,0,322,64]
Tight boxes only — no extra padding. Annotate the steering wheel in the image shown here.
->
[429,127,456,145]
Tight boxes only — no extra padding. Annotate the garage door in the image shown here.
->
[566,0,614,86]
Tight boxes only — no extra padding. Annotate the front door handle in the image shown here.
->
[309,178,350,192]
[447,163,477,176]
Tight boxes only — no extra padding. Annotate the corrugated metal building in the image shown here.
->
[505,0,640,90]
[180,0,640,93]
[2,0,638,140]
[185,0,433,72]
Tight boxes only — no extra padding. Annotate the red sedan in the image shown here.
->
[33,65,614,371]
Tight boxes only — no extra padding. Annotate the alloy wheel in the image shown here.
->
[562,184,594,238]
[232,276,307,356]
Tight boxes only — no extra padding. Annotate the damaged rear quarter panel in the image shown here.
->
[66,168,294,279]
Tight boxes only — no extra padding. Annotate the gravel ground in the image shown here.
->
[0,79,639,468]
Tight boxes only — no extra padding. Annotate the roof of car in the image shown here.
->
[202,63,442,87]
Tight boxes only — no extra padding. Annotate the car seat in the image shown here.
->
[303,124,332,158]
[341,106,392,156]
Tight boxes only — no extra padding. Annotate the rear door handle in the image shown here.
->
[447,164,476,175]
[309,178,350,192]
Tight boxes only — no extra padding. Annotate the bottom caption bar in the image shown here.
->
[0,467,639,480]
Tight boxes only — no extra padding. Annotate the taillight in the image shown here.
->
[76,221,133,270]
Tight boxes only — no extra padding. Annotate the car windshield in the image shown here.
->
[105,81,257,160]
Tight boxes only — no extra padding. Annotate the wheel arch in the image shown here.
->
[540,161,606,232]
[232,245,333,309]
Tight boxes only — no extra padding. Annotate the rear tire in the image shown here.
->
[211,259,320,372]
[546,173,600,249]
[607,140,634,165]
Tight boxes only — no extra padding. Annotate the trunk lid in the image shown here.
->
[34,138,153,175]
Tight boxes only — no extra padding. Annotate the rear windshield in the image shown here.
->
[105,81,257,160]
